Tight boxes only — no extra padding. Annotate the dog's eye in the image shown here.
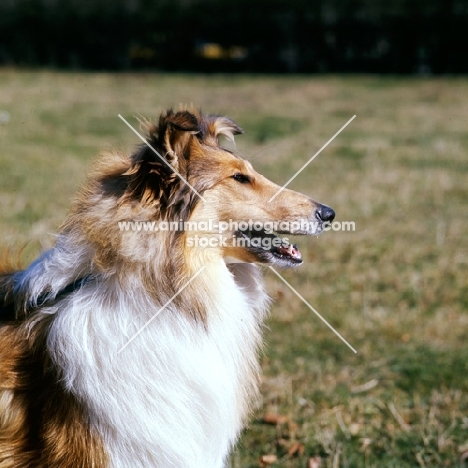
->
[232,173,250,184]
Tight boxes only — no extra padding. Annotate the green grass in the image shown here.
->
[1,71,467,467]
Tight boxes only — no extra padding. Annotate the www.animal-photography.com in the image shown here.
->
[0,2,467,467]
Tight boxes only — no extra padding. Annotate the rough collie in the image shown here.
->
[0,109,335,467]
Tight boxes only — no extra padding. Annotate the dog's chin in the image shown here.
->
[234,229,306,268]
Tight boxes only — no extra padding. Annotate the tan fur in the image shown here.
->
[0,321,108,468]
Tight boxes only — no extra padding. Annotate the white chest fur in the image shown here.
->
[46,263,268,468]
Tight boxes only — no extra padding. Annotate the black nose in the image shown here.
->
[316,204,335,222]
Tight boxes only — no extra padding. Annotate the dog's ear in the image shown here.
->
[201,115,243,146]
[157,110,200,169]
[122,110,200,208]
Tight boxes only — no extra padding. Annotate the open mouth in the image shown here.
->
[236,228,303,267]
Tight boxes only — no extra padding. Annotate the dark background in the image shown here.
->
[0,0,467,73]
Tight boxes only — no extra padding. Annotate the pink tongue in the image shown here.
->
[278,244,302,260]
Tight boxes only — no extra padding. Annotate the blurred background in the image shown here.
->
[0,1,467,468]
[0,0,468,74]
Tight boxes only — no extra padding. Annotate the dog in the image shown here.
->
[0,109,335,468]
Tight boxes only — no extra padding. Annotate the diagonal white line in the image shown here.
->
[268,115,356,202]
[118,266,207,353]
[118,114,206,202]
[268,266,357,354]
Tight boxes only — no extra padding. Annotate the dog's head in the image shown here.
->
[126,109,335,267]
[87,109,334,268]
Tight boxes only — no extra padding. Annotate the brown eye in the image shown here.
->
[232,173,250,184]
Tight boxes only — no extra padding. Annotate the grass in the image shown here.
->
[1,70,467,467]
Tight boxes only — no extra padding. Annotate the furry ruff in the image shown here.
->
[0,109,334,467]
